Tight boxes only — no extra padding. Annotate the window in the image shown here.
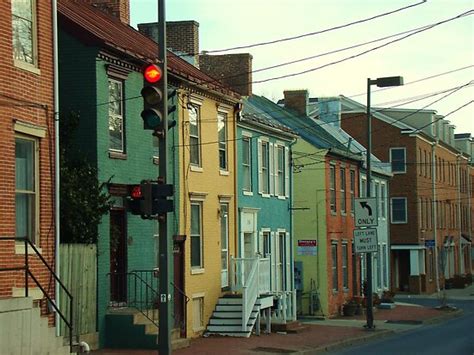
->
[15,136,38,244]
[382,244,388,288]
[390,147,406,173]
[330,165,336,213]
[340,168,346,214]
[189,105,201,166]
[258,141,270,194]
[190,202,203,268]
[331,243,338,291]
[350,170,355,213]
[391,197,407,223]
[262,231,271,257]
[361,178,367,198]
[380,183,386,218]
[242,136,252,192]
[342,243,348,289]
[12,0,36,66]
[374,181,379,218]
[276,145,285,196]
[217,112,227,170]
[108,78,124,152]
[192,296,204,331]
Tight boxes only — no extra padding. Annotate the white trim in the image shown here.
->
[285,146,290,198]
[219,170,229,176]
[189,94,204,106]
[190,268,205,275]
[189,192,208,201]
[14,121,46,138]
[217,103,232,113]
[391,245,426,250]
[190,165,203,173]
[269,142,275,196]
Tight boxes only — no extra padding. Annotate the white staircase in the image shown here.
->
[0,297,72,355]
[206,296,261,337]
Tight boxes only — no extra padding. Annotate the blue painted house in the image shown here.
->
[236,95,298,325]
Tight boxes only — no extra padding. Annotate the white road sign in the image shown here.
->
[354,228,378,253]
[354,197,378,227]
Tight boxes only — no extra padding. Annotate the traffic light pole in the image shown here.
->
[157,0,172,353]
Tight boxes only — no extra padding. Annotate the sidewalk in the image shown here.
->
[92,296,464,355]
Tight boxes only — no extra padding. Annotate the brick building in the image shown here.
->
[0,1,70,353]
[340,100,473,294]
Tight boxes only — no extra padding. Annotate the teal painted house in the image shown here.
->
[57,1,178,348]
[236,95,298,324]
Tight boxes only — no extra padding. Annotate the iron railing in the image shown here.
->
[0,237,74,353]
[172,281,190,337]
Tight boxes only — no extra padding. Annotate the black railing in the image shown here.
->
[108,270,160,327]
[172,281,190,337]
[0,237,74,353]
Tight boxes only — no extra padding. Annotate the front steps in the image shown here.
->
[0,297,72,355]
[105,308,189,350]
[206,295,267,338]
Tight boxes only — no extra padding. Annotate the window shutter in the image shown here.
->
[285,147,290,198]
[270,232,276,292]
[258,139,262,194]
[258,231,264,255]
[269,142,275,195]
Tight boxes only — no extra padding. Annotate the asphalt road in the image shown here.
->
[329,298,474,355]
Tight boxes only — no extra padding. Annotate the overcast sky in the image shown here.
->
[130,0,473,134]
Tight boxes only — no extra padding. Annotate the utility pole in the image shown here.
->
[157,0,172,353]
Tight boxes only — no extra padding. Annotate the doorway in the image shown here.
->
[110,208,127,303]
[173,237,185,336]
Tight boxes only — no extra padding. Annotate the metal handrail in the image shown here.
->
[0,237,74,353]
[171,281,190,337]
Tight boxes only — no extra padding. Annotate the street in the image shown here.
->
[330,297,474,355]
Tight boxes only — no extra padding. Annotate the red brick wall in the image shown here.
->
[0,1,56,303]
[324,155,360,315]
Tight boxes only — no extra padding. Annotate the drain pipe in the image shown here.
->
[456,154,462,274]
[52,0,61,337]
[431,141,440,293]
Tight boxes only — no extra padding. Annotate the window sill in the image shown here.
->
[15,242,42,255]
[109,151,127,160]
[392,171,406,175]
[261,193,271,198]
[219,170,229,176]
[277,196,286,200]
[243,191,253,196]
[391,221,407,224]
[191,268,205,275]
[153,157,159,165]
[190,165,203,173]
[14,60,41,75]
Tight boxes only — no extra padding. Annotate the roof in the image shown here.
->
[241,95,298,137]
[57,0,239,99]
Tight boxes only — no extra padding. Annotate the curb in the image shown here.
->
[298,329,394,354]
[421,308,464,325]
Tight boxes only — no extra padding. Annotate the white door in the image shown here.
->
[276,232,286,292]
[220,203,229,288]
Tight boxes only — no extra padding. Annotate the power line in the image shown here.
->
[191,1,426,55]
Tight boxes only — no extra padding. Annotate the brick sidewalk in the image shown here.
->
[92,304,459,354]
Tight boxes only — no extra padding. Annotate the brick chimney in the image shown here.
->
[138,21,200,66]
[283,90,308,117]
[199,53,253,96]
[84,0,130,24]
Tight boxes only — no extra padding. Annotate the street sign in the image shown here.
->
[354,228,378,253]
[354,197,378,227]
[425,239,435,248]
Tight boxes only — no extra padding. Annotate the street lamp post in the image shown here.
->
[366,76,403,329]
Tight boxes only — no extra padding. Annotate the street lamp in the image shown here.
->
[366,76,403,330]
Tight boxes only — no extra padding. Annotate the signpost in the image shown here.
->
[354,198,378,227]
[354,228,378,253]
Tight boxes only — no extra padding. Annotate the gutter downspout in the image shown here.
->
[431,141,440,293]
[456,154,463,274]
[289,137,297,321]
[52,0,61,337]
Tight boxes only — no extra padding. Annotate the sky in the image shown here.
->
[129,0,474,134]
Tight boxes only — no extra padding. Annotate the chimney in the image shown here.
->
[138,21,200,66]
[199,54,253,96]
[283,90,308,117]
[84,0,130,24]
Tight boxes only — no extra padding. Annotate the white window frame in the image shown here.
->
[108,78,125,153]
[340,167,346,214]
[350,169,355,214]
[191,293,205,332]
[390,147,407,174]
[329,164,336,213]
[12,0,39,71]
[188,101,202,168]
[242,134,252,194]
[190,201,204,271]
[258,139,270,196]
[15,134,39,245]
[217,110,228,172]
[380,183,386,219]
[391,197,408,224]
[275,144,285,198]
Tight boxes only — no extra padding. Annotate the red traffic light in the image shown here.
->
[131,185,142,199]
[143,64,162,84]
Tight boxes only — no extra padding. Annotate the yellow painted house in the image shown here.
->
[167,62,240,338]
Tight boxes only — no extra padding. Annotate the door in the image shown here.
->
[276,232,286,292]
[243,232,255,258]
[110,208,127,304]
[173,239,185,335]
[220,203,229,288]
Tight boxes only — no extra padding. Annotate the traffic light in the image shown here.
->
[126,181,174,219]
[141,63,164,131]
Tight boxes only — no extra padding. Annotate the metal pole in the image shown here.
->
[157,0,172,353]
[365,78,374,329]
